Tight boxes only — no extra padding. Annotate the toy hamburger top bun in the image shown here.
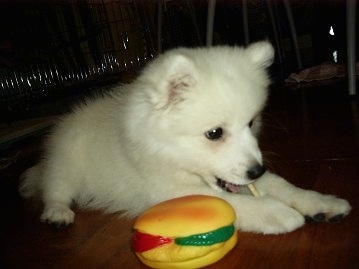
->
[132,195,238,269]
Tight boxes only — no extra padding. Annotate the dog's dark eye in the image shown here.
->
[248,120,254,128]
[205,127,223,140]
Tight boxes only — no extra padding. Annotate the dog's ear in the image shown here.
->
[154,53,198,109]
[246,41,275,68]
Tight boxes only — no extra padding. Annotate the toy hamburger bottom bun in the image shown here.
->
[132,195,238,269]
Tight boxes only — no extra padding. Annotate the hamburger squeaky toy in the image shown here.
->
[132,195,238,269]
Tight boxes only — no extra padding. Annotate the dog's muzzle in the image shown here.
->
[216,177,243,193]
[246,165,266,180]
[216,165,266,193]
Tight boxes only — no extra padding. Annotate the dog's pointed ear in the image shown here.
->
[246,41,275,68]
[154,53,198,109]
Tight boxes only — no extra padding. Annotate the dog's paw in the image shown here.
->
[41,203,75,228]
[291,191,351,223]
[235,198,305,234]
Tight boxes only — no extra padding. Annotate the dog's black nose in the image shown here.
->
[247,165,266,180]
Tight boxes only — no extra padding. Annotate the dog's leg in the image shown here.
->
[220,194,305,234]
[41,201,74,228]
[254,172,351,222]
[41,177,76,228]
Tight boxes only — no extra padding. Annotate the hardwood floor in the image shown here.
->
[1,81,358,269]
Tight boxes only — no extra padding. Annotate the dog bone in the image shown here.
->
[247,183,260,197]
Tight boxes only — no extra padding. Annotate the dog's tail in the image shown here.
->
[19,163,43,198]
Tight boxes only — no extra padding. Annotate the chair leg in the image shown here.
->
[206,0,216,46]
[347,0,356,96]
[283,0,302,71]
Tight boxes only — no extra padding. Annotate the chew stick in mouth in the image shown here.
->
[247,183,260,197]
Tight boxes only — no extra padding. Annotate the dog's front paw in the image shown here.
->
[41,203,75,228]
[236,198,305,234]
[291,191,351,223]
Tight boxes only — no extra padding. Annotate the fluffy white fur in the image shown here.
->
[19,41,351,234]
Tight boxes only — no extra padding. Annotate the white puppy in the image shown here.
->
[20,41,351,234]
